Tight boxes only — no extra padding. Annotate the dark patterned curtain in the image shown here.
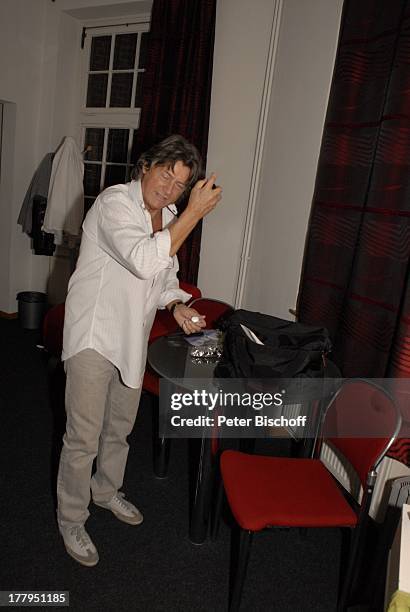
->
[135,0,216,283]
[297,0,410,463]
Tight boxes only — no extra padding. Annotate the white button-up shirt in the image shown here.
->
[62,179,191,388]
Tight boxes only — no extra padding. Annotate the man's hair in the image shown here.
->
[132,134,203,191]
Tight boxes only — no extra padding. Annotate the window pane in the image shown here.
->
[90,36,111,71]
[104,164,127,187]
[84,128,105,161]
[86,74,108,107]
[84,164,102,196]
[131,130,140,165]
[84,197,96,215]
[138,32,149,69]
[110,73,133,107]
[134,72,144,107]
[107,129,129,163]
[113,33,138,70]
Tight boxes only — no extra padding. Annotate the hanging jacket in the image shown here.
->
[42,136,84,241]
[17,153,54,235]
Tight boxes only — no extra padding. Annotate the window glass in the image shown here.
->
[131,130,141,164]
[84,197,96,214]
[113,33,138,70]
[134,72,144,108]
[139,32,149,69]
[104,164,127,187]
[84,164,102,196]
[110,73,133,107]
[86,74,108,107]
[89,36,111,71]
[84,128,104,161]
[107,129,129,163]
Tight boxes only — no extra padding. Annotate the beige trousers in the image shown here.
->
[57,349,141,530]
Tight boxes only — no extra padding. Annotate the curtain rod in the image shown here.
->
[81,22,150,48]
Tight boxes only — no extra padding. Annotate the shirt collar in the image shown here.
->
[129,179,146,209]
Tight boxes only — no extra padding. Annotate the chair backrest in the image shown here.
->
[322,379,402,488]
[188,297,234,329]
[180,281,202,302]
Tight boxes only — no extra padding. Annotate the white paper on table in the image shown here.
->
[184,329,220,347]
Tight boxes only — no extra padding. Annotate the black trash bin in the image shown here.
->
[16,292,47,329]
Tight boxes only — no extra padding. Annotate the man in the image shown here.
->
[57,135,222,566]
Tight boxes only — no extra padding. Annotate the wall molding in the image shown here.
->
[0,311,18,319]
[233,0,283,308]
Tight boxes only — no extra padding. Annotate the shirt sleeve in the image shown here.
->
[93,190,173,280]
[157,255,192,309]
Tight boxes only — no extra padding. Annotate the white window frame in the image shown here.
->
[78,20,149,200]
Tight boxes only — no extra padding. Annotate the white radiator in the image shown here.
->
[320,442,410,522]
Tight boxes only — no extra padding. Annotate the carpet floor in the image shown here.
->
[0,318,343,611]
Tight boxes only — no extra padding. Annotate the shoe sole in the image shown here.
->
[94,501,143,526]
[64,544,99,567]
[111,510,143,526]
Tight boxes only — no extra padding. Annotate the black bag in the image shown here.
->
[214,309,332,379]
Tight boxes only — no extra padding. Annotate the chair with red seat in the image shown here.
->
[219,379,402,611]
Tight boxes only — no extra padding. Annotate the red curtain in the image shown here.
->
[135,0,216,284]
[297,0,410,463]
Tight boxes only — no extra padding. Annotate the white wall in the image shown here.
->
[0,0,83,311]
[198,0,277,304]
[0,101,16,310]
[0,0,148,312]
[0,0,49,312]
[0,0,342,314]
[200,0,343,314]
[242,0,343,319]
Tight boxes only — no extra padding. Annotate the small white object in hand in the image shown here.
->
[191,316,200,323]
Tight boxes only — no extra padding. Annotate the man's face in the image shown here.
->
[141,161,191,212]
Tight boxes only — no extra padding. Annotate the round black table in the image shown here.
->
[148,333,221,544]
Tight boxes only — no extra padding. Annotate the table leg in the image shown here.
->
[152,397,171,478]
[189,436,216,544]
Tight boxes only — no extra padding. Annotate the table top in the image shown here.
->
[147,333,219,382]
[147,334,341,400]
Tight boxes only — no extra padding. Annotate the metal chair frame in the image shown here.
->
[221,379,402,611]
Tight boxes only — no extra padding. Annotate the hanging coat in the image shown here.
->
[17,153,54,235]
[42,136,84,241]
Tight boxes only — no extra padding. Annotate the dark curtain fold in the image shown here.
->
[297,0,410,464]
[135,0,216,283]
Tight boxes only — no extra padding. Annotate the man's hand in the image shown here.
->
[172,304,206,334]
[168,174,222,257]
[185,173,222,221]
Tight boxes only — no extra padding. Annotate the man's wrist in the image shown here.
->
[169,301,183,316]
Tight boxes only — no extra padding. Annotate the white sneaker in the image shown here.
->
[61,525,99,567]
[94,492,143,526]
